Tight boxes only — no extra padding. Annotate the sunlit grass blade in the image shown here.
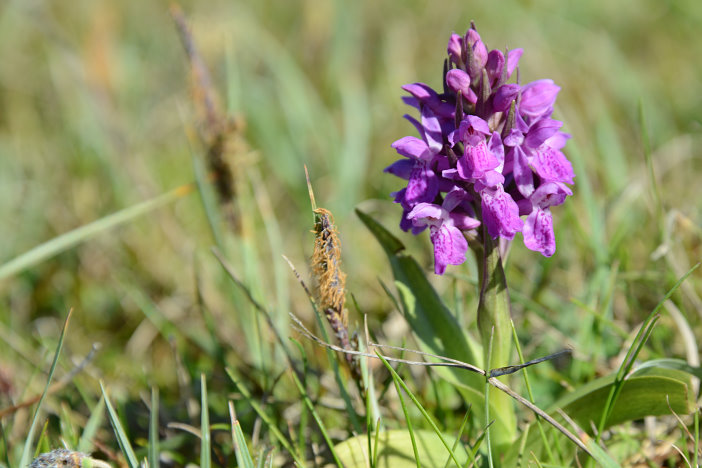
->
[694,407,699,468]
[34,420,51,458]
[225,368,306,467]
[229,402,255,468]
[77,396,106,454]
[200,374,211,468]
[18,309,72,468]
[59,403,79,449]
[373,418,381,468]
[509,319,556,464]
[444,410,471,468]
[388,365,420,468]
[375,352,463,467]
[149,386,160,468]
[483,330,494,468]
[0,185,193,281]
[100,381,139,468]
[289,369,343,468]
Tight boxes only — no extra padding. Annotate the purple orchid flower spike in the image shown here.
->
[386,25,574,274]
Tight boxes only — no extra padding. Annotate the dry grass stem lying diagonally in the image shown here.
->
[287,308,593,457]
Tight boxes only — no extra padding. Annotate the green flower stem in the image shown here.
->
[476,236,511,370]
[474,235,516,448]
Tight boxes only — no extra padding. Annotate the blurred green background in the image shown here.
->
[1,0,701,464]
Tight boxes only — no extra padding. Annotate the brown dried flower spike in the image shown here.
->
[311,207,362,381]
[312,208,348,333]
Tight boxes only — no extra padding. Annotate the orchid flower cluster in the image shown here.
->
[385,25,574,275]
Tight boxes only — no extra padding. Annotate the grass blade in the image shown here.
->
[18,309,72,468]
[100,381,139,468]
[509,319,556,464]
[376,352,462,467]
[149,386,160,468]
[225,368,306,467]
[229,402,255,468]
[388,366,420,468]
[200,374,211,468]
[444,410,472,468]
[0,185,193,281]
[77,396,106,454]
[289,370,343,468]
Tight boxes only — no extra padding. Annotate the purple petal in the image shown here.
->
[516,198,533,216]
[400,207,426,234]
[391,187,405,204]
[481,186,523,240]
[524,118,562,149]
[511,146,535,198]
[546,131,570,149]
[474,170,505,191]
[493,84,520,112]
[503,127,524,147]
[384,159,414,179]
[447,33,463,65]
[442,187,470,212]
[404,160,439,208]
[446,69,477,103]
[530,181,572,208]
[401,96,419,110]
[506,49,523,78]
[441,168,460,180]
[446,69,471,92]
[520,79,560,119]
[466,29,488,77]
[450,212,481,231]
[403,114,426,142]
[402,83,438,103]
[485,49,505,87]
[531,144,575,184]
[430,224,468,275]
[455,116,491,146]
[523,208,555,256]
[403,82,453,117]
[457,138,498,179]
[407,202,443,223]
[421,107,445,153]
[391,136,433,161]
[488,132,505,166]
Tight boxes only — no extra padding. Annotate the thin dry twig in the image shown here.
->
[0,343,100,419]
[289,312,593,456]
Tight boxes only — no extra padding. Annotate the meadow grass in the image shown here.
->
[1,0,701,466]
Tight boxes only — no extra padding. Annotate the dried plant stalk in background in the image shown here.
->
[171,4,239,213]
